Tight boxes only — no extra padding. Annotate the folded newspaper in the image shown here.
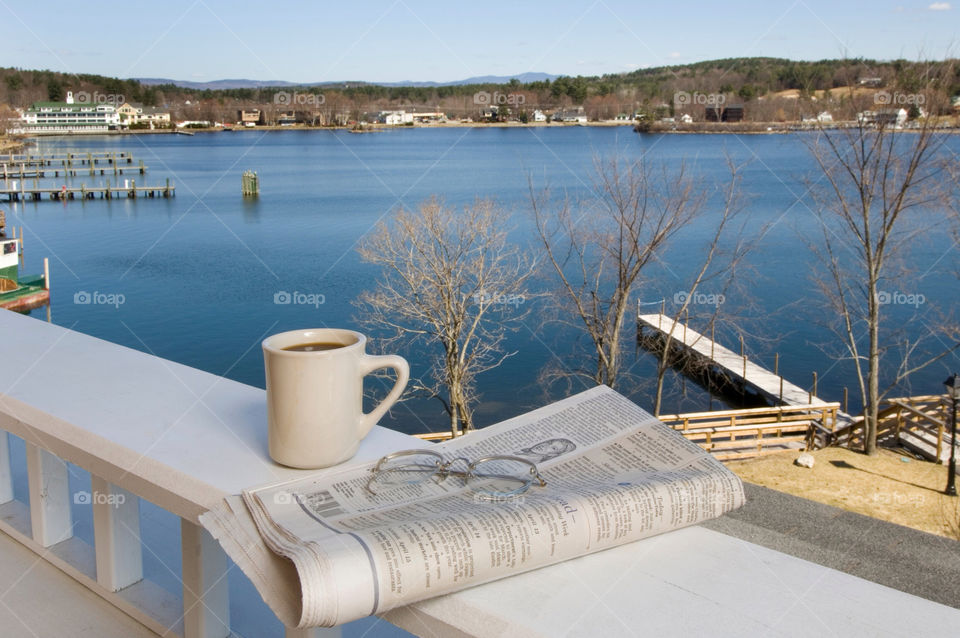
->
[201,385,745,628]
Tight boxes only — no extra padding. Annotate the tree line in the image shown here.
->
[2,57,958,123]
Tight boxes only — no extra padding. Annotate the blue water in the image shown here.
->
[8,128,959,432]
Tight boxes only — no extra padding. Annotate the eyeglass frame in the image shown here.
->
[366,448,547,498]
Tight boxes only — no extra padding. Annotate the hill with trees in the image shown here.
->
[1,58,957,125]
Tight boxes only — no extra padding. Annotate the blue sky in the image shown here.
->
[1,1,956,83]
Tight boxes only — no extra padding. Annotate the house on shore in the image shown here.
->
[705,104,744,122]
[554,106,587,123]
[379,110,414,125]
[117,102,171,128]
[858,108,907,129]
[238,109,263,127]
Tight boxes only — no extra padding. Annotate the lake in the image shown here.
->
[7,127,959,434]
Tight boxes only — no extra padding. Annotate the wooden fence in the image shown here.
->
[414,403,842,462]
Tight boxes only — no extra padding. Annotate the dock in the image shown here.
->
[2,162,147,179]
[638,313,825,407]
[1,181,175,202]
[1,151,134,166]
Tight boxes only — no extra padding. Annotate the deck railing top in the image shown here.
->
[0,310,412,522]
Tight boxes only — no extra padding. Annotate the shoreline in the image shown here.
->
[9,118,959,141]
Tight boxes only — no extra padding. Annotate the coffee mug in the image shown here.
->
[262,328,409,469]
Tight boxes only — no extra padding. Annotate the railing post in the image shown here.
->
[936,417,944,462]
[25,443,73,547]
[92,476,143,592]
[0,430,12,505]
[181,518,231,638]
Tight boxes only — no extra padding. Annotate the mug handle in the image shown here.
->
[358,354,410,438]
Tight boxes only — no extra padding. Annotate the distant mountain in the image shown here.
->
[135,78,300,90]
[134,72,558,90]
[378,72,559,87]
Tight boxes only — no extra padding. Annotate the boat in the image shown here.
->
[0,220,49,312]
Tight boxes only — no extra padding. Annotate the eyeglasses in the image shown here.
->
[366,449,546,499]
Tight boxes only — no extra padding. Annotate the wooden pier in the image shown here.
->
[1,151,133,166]
[2,161,147,179]
[637,313,827,407]
[1,180,175,202]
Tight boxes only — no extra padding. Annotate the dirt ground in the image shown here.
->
[727,446,960,540]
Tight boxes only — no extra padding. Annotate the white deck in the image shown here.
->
[2,310,960,637]
[639,314,826,407]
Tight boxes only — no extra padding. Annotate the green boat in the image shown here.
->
[0,228,49,312]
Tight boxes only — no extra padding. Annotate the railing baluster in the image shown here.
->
[25,443,73,547]
[0,430,12,505]
[181,518,231,638]
[92,476,143,592]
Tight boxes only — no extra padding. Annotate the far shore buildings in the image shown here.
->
[117,102,171,128]
[858,108,908,129]
[377,110,446,125]
[239,109,264,126]
[554,106,587,123]
[10,92,171,134]
[13,91,120,134]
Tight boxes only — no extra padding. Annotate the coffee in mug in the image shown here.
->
[262,328,409,468]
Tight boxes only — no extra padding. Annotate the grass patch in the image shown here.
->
[727,446,959,539]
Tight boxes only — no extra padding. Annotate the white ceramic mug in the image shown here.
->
[262,328,409,469]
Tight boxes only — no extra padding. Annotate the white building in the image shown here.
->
[817,111,833,123]
[554,106,587,123]
[379,110,414,125]
[13,91,120,134]
[858,108,907,129]
[679,113,693,124]
[533,109,547,122]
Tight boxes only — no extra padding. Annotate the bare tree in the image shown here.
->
[356,197,534,436]
[529,156,706,395]
[650,159,753,415]
[805,81,958,456]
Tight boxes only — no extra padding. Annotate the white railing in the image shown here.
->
[0,309,417,637]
